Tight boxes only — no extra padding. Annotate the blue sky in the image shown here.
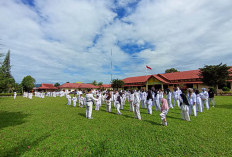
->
[0,0,232,84]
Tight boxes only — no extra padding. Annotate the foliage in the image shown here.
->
[0,93,22,96]
[21,75,35,92]
[92,80,97,86]
[0,96,231,156]
[0,50,15,93]
[199,63,231,89]
[97,82,103,86]
[165,68,179,73]
[54,82,60,87]
[222,87,230,91]
[111,79,124,89]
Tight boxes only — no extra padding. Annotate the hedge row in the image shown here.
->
[0,93,22,96]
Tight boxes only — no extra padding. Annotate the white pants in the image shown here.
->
[141,100,147,108]
[208,98,215,107]
[130,101,134,112]
[160,110,168,126]
[167,99,173,108]
[14,95,16,99]
[134,104,141,120]
[120,102,124,109]
[147,100,153,114]
[181,105,190,121]
[73,101,76,107]
[79,102,84,108]
[115,101,122,115]
[67,99,71,105]
[86,102,93,119]
[106,103,111,112]
[154,100,161,111]
[197,98,203,112]
[174,99,180,108]
[189,105,197,116]
[95,104,100,110]
[202,99,209,110]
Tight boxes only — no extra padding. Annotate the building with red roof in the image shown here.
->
[33,83,58,92]
[122,67,232,91]
[58,83,99,92]
[99,84,113,90]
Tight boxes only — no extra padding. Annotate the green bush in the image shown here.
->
[222,87,230,91]
[0,93,22,96]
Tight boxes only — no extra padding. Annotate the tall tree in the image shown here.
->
[0,50,15,92]
[97,82,103,86]
[54,82,60,87]
[199,63,231,92]
[92,80,97,86]
[21,75,36,92]
[111,79,124,90]
[165,68,179,73]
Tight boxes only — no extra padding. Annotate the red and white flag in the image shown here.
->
[146,65,152,70]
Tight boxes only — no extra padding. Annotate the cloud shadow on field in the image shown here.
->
[143,120,161,126]
[1,133,51,157]
[0,111,30,130]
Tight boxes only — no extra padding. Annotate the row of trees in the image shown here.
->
[0,50,36,93]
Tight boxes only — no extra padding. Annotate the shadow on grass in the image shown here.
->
[143,120,161,126]
[122,114,134,119]
[78,113,86,118]
[214,105,232,109]
[1,133,51,157]
[0,111,29,130]
[166,115,182,120]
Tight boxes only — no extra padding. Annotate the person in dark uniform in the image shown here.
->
[208,88,215,107]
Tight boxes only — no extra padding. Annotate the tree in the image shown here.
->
[21,75,36,92]
[111,79,124,90]
[97,82,103,86]
[54,82,60,87]
[165,68,179,73]
[92,80,97,86]
[199,63,231,93]
[0,50,15,93]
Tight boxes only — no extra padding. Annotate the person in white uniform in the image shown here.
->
[85,89,97,119]
[14,91,17,99]
[166,89,173,108]
[173,87,182,108]
[129,90,135,112]
[187,88,197,116]
[133,91,141,120]
[180,94,190,121]
[146,90,153,115]
[140,90,147,109]
[105,93,112,112]
[195,89,203,112]
[160,98,169,126]
[201,88,209,110]
[154,90,161,111]
[115,92,122,115]
[95,95,101,111]
[67,93,71,106]
[72,94,77,107]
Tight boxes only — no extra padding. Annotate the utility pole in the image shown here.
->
[111,49,112,82]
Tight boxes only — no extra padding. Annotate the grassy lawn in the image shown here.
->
[0,96,231,156]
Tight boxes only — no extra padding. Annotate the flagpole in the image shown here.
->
[111,49,112,82]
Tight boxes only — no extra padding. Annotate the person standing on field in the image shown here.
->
[187,88,197,116]
[180,94,190,121]
[85,89,97,119]
[195,89,203,112]
[146,90,153,114]
[201,88,209,110]
[129,90,135,112]
[67,93,71,106]
[166,89,173,108]
[105,93,112,112]
[14,91,17,99]
[134,91,141,120]
[208,88,215,107]
[72,94,77,107]
[160,98,169,126]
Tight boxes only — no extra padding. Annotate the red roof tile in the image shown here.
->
[122,75,152,84]
[159,70,201,81]
[58,83,98,89]
[39,83,58,89]
[100,84,111,88]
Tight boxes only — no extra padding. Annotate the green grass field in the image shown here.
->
[0,96,232,156]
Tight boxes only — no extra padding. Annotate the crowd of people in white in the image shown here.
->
[17,87,215,126]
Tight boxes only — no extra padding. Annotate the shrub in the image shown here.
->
[222,87,230,91]
[0,93,22,96]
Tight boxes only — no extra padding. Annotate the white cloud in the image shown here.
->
[0,0,232,84]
